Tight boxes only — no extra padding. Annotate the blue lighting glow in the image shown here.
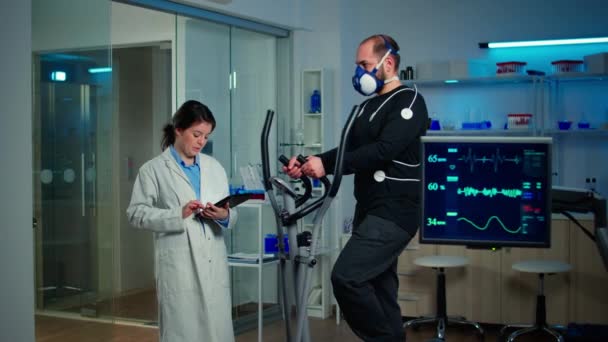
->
[50,71,67,82]
[486,37,608,49]
[88,67,112,74]
[444,80,459,84]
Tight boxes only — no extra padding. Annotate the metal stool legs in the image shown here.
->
[500,273,565,342]
[403,267,484,341]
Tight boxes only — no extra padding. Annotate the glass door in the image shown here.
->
[32,0,113,326]
[179,17,232,168]
[33,49,112,318]
[229,26,281,331]
[229,27,278,183]
[37,80,93,312]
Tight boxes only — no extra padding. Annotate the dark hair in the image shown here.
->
[361,34,401,70]
[161,100,216,150]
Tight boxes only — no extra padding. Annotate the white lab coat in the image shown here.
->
[127,148,237,342]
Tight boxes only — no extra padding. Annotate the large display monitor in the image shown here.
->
[420,136,552,248]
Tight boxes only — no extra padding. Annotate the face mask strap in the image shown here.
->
[373,48,392,71]
[384,75,399,84]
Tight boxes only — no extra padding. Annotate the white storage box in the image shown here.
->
[507,113,533,129]
[415,61,449,80]
[584,52,608,74]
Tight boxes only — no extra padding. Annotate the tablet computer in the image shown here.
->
[214,193,254,208]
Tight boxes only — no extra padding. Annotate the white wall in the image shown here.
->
[32,0,111,52]
[0,1,34,341]
[112,2,175,47]
[33,1,175,52]
[336,0,607,66]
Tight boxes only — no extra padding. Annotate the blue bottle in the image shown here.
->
[310,90,321,113]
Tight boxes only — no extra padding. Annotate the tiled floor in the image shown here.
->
[36,314,562,342]
[36,288,560,341]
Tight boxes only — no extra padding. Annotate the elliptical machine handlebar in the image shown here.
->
[261,110,315,210]
[261,109,277,192]
[278,155,313,208]
[327,105,358,198]
[287,104,358,224]
[261,109,335,226]
[261,106,358,213]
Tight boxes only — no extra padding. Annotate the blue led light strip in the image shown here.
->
[480,37,608,49]
[88,67,112,74]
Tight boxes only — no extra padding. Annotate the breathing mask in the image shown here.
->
[352,39,399,96]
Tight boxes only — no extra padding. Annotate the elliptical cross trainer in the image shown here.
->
[260,106,358,342]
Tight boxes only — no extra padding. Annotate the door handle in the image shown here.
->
[81,153,85,217]
[33,217,38,229]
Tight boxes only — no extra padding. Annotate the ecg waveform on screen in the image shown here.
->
[457,187,523,198]
[457,216,522,234]
[458,147,522,173]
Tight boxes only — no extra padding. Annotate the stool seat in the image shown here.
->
[512,260,571,274]
[414,255,469,268]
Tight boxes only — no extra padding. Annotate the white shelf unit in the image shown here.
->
[299,68,336,319]
[404,74,545,136]
[543,73,608,196]
[301,69,327,198]
[301,70,325,161]
[227,201,280,342]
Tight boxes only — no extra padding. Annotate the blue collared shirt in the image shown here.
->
[169,146,229,227]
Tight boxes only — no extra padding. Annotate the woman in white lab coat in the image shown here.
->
[127,100,237,342]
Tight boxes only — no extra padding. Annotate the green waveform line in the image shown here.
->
[457,187,522,198]
[458,148,522,173]
[457,216,522,234]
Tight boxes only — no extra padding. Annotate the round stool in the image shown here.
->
[500,260,571,342]
[403,255,484,341]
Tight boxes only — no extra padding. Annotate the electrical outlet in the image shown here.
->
[586,176,599,194]
[591,177,599,194]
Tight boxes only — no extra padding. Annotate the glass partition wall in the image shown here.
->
[177,15,281,333]
[178,19,279,181]
[33,0,284,337]
[32,0,115,329]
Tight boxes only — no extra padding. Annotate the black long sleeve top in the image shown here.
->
[318,85,428,235]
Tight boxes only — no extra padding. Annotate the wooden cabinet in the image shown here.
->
[398,217,608,325]
[461,248,503,323]
[568,217,608,324]
[397,233,437,317]
[500,219,570,325]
